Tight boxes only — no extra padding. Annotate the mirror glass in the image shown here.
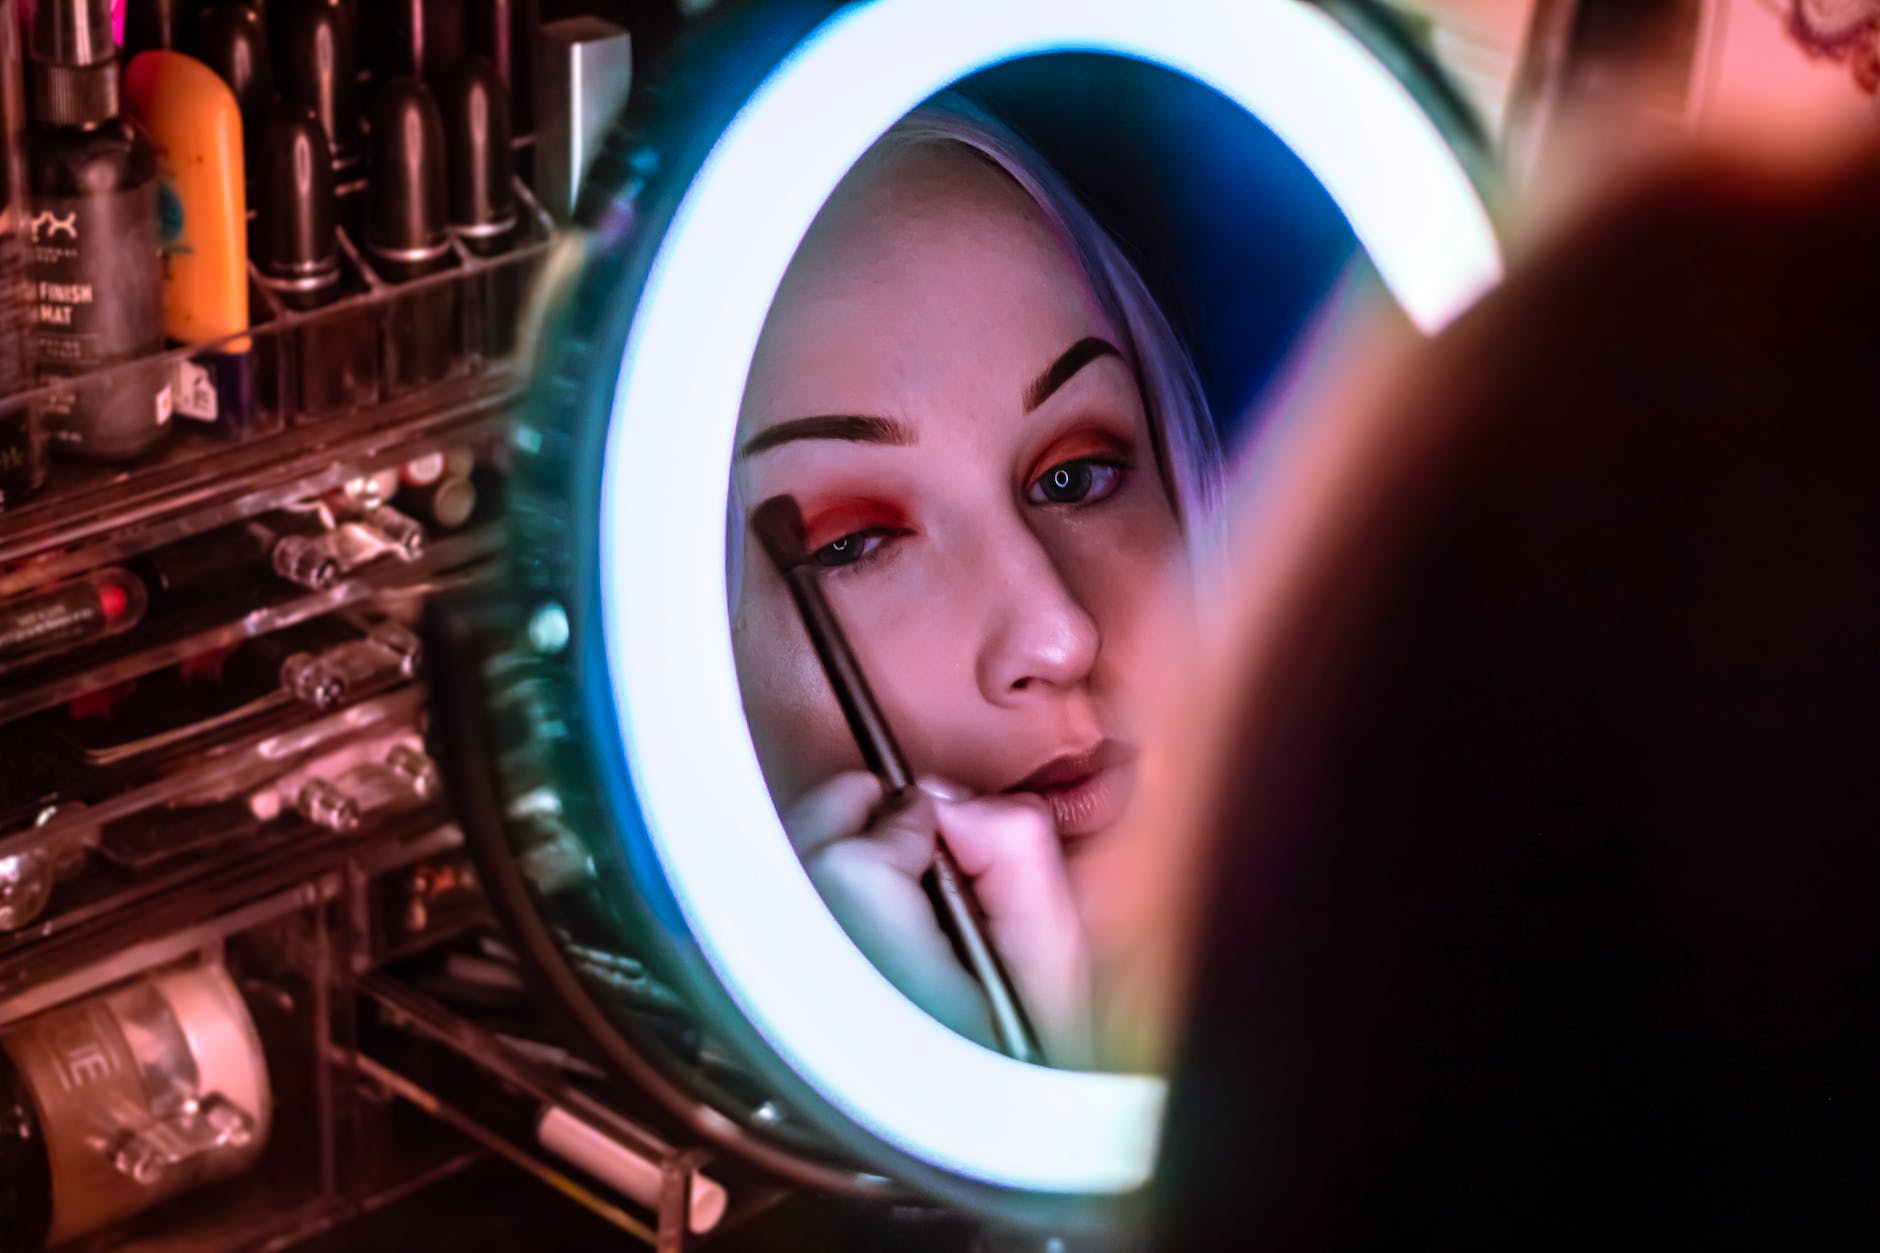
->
[725,64,1368,1072]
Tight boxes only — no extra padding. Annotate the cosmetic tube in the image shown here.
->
[440,53,518,359]
[27,0,172,461]
[535,1106,728,1235]
[0,566,146,673]
[466,0,536,136]
[536,17,630,222]
[272,0,361,176]
[125,50,262,438]
[256,105,374,417]
[366,77,458,391]
[372,0,466,87]
[134,509,343,601]
[122,0,191,63]
[186,1,271,174]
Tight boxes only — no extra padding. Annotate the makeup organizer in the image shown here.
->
[0,4,757,1250]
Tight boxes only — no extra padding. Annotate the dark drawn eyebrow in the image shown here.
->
[737,413,915,459]
[1024,336,1124,412]
[740,337,1123,458]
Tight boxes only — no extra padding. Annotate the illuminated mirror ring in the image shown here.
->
[512,0,1503,1229]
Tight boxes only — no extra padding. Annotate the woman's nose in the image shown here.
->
[973,532,1101,704]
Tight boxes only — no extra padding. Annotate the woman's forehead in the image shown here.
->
[742,144,1115,429]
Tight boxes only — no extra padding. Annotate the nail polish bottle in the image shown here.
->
[26,0,172,461]
[440,53,518,360]
[272,0,361,177]
[365,77,458,392]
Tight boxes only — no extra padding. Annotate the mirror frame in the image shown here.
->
[499,0,1504,1233]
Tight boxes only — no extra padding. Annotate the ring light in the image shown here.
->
[505,0,1505,1227]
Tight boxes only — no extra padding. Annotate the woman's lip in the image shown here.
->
[1020,761,1134,840]
[1004,741,1138,839]
[1006,739,1137,793]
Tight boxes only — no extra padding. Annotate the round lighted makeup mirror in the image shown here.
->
[431,0,1503,1238]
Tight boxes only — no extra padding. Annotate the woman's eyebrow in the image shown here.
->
[1024,336,1124,412]
[738,413,915,459]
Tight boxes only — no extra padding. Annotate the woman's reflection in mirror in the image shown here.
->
[729,101,1223,1066]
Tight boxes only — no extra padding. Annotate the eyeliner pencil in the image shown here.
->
[751,496,1046,1065]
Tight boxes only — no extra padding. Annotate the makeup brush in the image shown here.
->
[751,495,1045,1065]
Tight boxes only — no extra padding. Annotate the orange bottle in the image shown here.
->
[124,50,262,437]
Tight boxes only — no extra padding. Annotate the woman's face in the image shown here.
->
[732,144,1190,846]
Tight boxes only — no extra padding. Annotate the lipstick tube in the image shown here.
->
[466,0,537,137]
[256,106,377,420]
[186,1,272,177]
[365,77,460,393]
[371,0,467,88]
[272,0,362,177]
[441,53,519,361]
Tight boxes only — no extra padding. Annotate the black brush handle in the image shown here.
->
[756,498,1045,1064]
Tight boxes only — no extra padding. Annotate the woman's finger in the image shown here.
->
[930,793,1094,1064]
[930,793,1067,922]
[779,771,883,858]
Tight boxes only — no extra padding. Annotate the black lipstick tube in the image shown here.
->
[188,1,272,177]
[365,78,459,393]
[256,106,374,419]
[440,54,519,361]
[273,0,362,177]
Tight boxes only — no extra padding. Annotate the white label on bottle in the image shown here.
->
[173,360,217,421]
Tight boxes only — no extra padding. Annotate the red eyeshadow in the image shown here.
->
[795,496,907,550]
[1025,430,1130,484]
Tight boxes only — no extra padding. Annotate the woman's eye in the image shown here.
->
[810,528,892,569]
[1028,458,1123,506]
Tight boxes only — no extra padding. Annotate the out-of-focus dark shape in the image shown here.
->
[1154,143,1880,1248]
[1506,0,1703,181]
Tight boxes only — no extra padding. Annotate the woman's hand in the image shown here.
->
[782,773,1094,1067]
